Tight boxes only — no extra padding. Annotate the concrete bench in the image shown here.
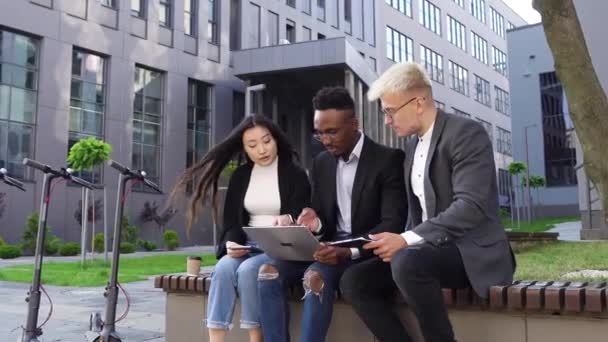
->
[155,274,608,342]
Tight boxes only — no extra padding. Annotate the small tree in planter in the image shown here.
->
[0,192,6,219]
[67,137,112,264]
[140,201,177,247]
[528,175,546,218]
[508,162,527,229]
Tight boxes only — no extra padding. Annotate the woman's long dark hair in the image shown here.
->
[171,114,298,237]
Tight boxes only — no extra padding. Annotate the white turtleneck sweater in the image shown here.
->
[243,156,281,227]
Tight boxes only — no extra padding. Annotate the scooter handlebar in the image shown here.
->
[0,168,26,191]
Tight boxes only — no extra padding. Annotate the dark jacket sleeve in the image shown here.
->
[360,149,407,259]
[309,156,331,237]
[216,167,248,258]
[284,164,312,220]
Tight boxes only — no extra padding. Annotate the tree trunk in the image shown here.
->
[91,194,95,258]
[534,0,608,226]
[514,175,521,228]
[536,188,541,218]
[509,184,514,228]
[519,181,530,223]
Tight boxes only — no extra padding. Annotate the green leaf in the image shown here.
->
[67,138,113,170]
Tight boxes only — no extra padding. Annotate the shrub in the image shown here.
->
[59,242,81,256]
[46,236,61,256]
[94,233,105,253]
[21,212,59,255]
[0,245,22,259]
[119,242,136,254]
[0,236,5,246]
[137,239,157,251]
[163,230,179,251]
[120,215,139,244]
[166,239,179,251]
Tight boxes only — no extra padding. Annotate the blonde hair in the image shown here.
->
[367,62,432,101]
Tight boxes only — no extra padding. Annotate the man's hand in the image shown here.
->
[226,241,249,258]
[363,232,408,262]
[313,243,351,265]
[297,207,320,232]
[273,214,294,226]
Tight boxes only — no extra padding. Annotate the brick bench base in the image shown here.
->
[155,275,608,342]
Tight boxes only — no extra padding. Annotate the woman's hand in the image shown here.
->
[226,241,249,258]
[273,214,294,226]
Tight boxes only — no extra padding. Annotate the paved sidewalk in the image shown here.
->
[0,277,167,341]
[0,246,216,341]
[547,221,582,241]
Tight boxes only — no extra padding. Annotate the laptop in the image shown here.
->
[243,226,320,261]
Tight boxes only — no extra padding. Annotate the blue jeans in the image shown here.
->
[206,253,271,330]
[258,256,354,342]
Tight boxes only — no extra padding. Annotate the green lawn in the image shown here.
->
[514,241,608,282]
[503,216,580,232]
[0,254,217,287]
[2,240,606,286]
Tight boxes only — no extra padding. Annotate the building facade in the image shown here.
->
[507,23,579,218]
[0,0,525,246]
[508,0,608,236]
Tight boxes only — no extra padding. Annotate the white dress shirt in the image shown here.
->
[335,132,364,259]
[401,122,435,246]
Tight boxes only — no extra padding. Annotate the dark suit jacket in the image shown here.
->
[216,157,311,258]
[311,135,407,259]
[404,110,515,297]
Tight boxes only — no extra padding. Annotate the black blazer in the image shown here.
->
[216,157,311,258]
[311,135,407,259]
[404,110,514,297]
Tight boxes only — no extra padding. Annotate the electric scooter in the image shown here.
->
[20,158,94,342]
[86,159,162,342]
[0,167,26,191]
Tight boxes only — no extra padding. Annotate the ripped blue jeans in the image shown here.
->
[206,253,271,330]
[257,256,354,342]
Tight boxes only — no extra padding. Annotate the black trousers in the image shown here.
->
[340,243,469,342]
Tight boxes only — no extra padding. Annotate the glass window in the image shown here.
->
[208,0,219,44]
[268,11,279,46]
[159,0,172,27]
[249,2,261,48]
[420,45,443,84]
[448,61,468,96]
[386,26,413,63]
[286,19,296,43]
[419,0,441,36]
[447,15,466,51]
[184,0,197,36]
[317,0,326,21]
[474,74,491,106]
[68,49,107,183]
[490,7,505,38]
[471,31,488,64]
[470,0,486,23]
[0,30,39,180]
[496,126,511,156]
[187,80,212,169]
[131,0,145,18]
[494,85,510,115]
[540,72,577,186]
[132,66,164,189]
[385,0,412,17]
[492,46,508,76]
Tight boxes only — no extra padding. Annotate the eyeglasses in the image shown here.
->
[382,96,424,119]
[312,128,340,142]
